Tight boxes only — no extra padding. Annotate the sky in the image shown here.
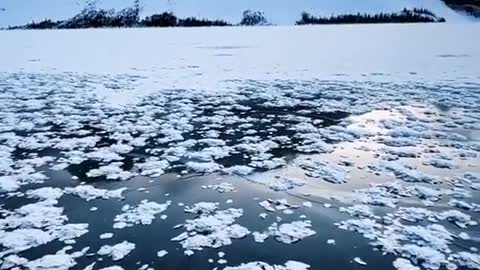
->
[0,0,469,27]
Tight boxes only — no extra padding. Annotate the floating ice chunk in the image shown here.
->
[340,205,374,218]
[354,187,398,208]
[253,220,316,244]
[188,146,232,161]
[100,233,114,239]
[205,182,236,193]
[250,158,286,170]
[157,250,168,258]
[186,161,222,173]
[222,165,254,176]
[336,219,382,240]
[448,199,473,210]
[222,260,310,270]
[451,252,480,269]
[400,244,445,270]
[26,254,77,270]
[26,187,64,201]
[439,210,476,228]
[97,241,135,261]
[109,143,133,154]
[392,258,420,270]
[0,228,53,251]
[65,185,126,201]
[0,255,28,269]
[136,158,169,177]
[379,162,438,183]
[274,221,315,244]
[86,162,133,181]
[114,200,171,229]
[296,156,349,184]
[383,146,418,158]
[395,207,438,222]
[171,232,189,241]
[387,127,422,138]
[83,263,96,270]
[302,202,312,208]
[174,207,249,250]
[327,239,335,245]
[259,201,276,212]
[185,202,218,214]
[87,148,123,162]
[383,137,419,147]
[353,257,367,265]
[0,175,20,192]
[296,138,333,153]
[268,177,305,192]
[0,201,66,229]
[458,232,470,240]
[423,159,456,169]
[99,266,124,270]
[50,223,89,242]
[54,136,100,150]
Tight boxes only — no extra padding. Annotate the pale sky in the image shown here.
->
[0,0,469,27]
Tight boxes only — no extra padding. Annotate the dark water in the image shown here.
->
[2,171,398,270]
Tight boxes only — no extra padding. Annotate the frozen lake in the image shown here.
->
[0,24,479,270]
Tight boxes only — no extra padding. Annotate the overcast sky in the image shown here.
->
[0,0,468,27]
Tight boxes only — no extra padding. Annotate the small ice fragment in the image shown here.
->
[459,232,470,240]
[157,250,168,258]
[100,233,114,239]
[327,239,336,245]
[354,257,367,265]
[303,202,313,208]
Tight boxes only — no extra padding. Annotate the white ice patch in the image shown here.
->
[64,185,126,201]
[295,156,349,184]
[113,200,171,229]
[97,241,135,261]
[86,162,134,181]
[222,260,310,270]
[252,220,316,244]
[203,182,237,193]
[172,205,249,251]
[222,165,254,176]
[393,258,420,270]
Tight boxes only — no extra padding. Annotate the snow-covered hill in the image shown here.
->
[0,0,471,27]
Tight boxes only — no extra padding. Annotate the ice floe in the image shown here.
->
[113,200,171,229]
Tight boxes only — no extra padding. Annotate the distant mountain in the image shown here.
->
[0,0,472,28]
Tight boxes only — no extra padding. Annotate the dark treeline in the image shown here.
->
[8,1,232,30]
[7,2,446,30]
[296,8,446,25]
